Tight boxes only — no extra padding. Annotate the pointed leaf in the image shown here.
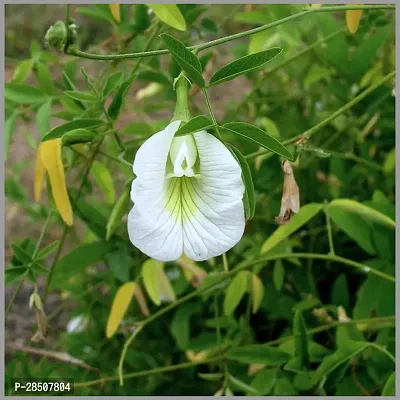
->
[160,33,204,87]
[251,274,264,314]
[149,4,186,31]
[91,161,115,204]
[41,119,104,142]
[5,83,48,104]
[261,203,323,254]
[228,375,259,394]
[222,122,293,160]
[5,112,18,161]
[106,282,136,338]
[223,270,250,316]
[102,71,124,98]
[36,100,52,139]
[175,115,214,137]
[142,259,163,306]
[381,371,395,396]
[329,199,395,230]
[209,48,282,86]
[108,74,136,120]
[36,241,60,260]
[293,310,310,369]
[64,90,98,102]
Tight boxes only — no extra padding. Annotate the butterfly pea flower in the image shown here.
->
[128,76,245,262]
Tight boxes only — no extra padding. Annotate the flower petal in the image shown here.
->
[182,131,245,261]
[128,121,183,261]
[128,125,245,262]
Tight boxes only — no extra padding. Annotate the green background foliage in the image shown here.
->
[5,3,395,396]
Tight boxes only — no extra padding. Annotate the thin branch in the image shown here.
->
[65,5,394,61]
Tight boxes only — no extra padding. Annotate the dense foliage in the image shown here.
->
[5,4,395,396]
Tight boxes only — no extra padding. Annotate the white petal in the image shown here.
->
[128,125,245,262]
[182,131,245,261]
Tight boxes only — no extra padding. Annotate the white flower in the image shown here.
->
[128,120,245,262]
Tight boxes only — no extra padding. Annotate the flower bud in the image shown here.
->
[44,21,67,51]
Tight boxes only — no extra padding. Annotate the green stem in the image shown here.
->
[118,325,144,386]
[324,203,335,255]
[65,5,394,61]
[5,273,27,319]
[202,88,222,139]
[245,71,396,160]
[228,28,346,120]
[74,315,394,389]
[322,150,384,171]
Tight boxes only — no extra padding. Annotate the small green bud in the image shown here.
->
[45,20,67,51]
[61,129,97,146]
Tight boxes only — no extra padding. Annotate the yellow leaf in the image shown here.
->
[248,363,265,376]
[40,138,73,226]
[148,4,186,31]
[158,266,176,302]
[142,259,163,306]
[251,274,264,314]
[346,8,363,34]
[106,281,136,338]
[34,144,46,202]
[109,4,121,23]
[310,4,322,8]
[134,284,150,317]
[176,255,207,287]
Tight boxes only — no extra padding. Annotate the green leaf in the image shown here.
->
[261,204,323,254]
[228,375,259,394]
[175,115,214,137]
[222,122,293,160]
[198,372,224,381]
[293,310,310,369]
[12,59,34,84]
[142,259,164,306]
[36,61,56,95]
[227,345,291,366]
[31,262,49,275]
[223,270,250,316]
[4,112,18,161]
[5,266,28,284]
[227,144,255,220]
[108,74,136,120]
[50,241,110,289]
[91,161,115,204]
[102,71,125,98]
[279,340,330,363]
[12,244,32,264]
[134,4,150,31]
[36,100,52,139]
[170,303,196,350]
[36,241,60,260]
[273,260,285,291]
[160,33,205,88]
[106,245,131,283]
[106,183,131,241]
[313,341,368,385]
[64,90,98,103]
[41,119,104,142]
[249,368,278,395]
[331,274,349,309]
[381,372,395,396]
[274,376,297,395]
[209,48,282,86]
[5,83,48,104]
[329,199,395,230]
[149,4,186,31]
